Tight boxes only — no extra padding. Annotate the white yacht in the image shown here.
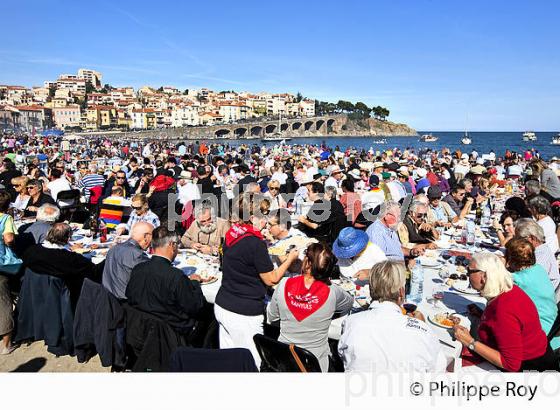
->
[461,134,472,145]
[420,134,438,142]
[523,131,537,141]
[551,133,560,145]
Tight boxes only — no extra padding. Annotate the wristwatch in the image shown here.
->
[468,339,477,351]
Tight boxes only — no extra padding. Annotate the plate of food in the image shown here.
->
[268,236,317,256]
[196,267,219,285]
[184,255,205,268]
[428,312,462,329]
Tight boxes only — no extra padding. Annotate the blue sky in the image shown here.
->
[2,0,559,131]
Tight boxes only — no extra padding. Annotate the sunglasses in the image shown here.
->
[269,187,280,191]
[449,273,468,280]
[415,213,427,218]
[116,176,126,180]
[131,205,143,210]
[466,268,484,276]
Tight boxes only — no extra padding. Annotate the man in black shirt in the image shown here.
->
[236,165,257,194]
[125,226,206,333]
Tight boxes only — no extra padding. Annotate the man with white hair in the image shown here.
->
[181,201,229,255]
[102,221,153,300]
[16,203,60,253]
[366,201,422,261]
[338,260,446,372]
[515,218,560,298]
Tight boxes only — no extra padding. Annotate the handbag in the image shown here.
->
[0,214,23,275]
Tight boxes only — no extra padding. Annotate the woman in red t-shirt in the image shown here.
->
[453,252,557,372]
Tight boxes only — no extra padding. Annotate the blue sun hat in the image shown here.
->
[332,227,369,259]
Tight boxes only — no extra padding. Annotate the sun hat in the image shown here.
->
[332,227,369,259]
[381,172,391,180]
[470,164,486,175]
[299,174,314,185]
[373,161,384,169]
[416,168,428,178]
[329,166,342,176]
[348,169,361,180]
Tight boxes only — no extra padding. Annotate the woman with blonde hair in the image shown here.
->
[453,252,557,371]
[11,176,30,211]
[264,179,287,211]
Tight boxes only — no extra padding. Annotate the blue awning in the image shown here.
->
[41,129,64,136]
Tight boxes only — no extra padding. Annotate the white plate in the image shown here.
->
[419,257,442,268]
[452,282,480,295]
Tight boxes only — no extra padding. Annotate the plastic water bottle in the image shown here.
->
[482,201,491,227]
[408,264,424,305]
[295,196,304,216]
[466,220,476,247]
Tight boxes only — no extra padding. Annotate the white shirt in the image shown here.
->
[338,242,387,278]
[361,188,385,211]
[178,182,201,205]
[47,177,72,201]
[538,216,559,254]
[338,301,447,372]
[325,176,339,190]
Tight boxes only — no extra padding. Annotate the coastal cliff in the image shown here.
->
[335,117,417,137]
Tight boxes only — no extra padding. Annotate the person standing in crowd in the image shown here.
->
[0,191,18,354]
[214,193,299,367]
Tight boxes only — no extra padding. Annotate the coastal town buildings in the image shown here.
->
[0,69,317,131]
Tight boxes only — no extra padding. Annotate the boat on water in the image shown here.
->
[461,134,472,145]
[371,138,387,144]
[420,134,438,142]
[551,133,560,145]
[523,131,537,141]
[262,135,292,142]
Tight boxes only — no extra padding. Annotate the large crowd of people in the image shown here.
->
[0,131,559,373]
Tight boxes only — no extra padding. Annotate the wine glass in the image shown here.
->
[431,286,445,309]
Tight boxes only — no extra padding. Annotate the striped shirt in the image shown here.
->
[125,210,160,233]
[77,173,105,198]
[366,219,404,261]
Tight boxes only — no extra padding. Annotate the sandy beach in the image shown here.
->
[0,342,109,372]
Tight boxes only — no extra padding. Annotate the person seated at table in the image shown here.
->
[15,204,60,254]
[514,218,560,298]
[333,227,386,280]
[504,238,560,350]
[425,186,457,228]
[115,194,160,236]
[297,182,347,244]
[527,196,559,255]
[492,210,518,247]
[11,176,30,211]
[126,226,206,333]
[453,252,557,371]
[338,260,446,372]
[23,179,57,218]
[267,242,353,372]
[102,169,132,200]
[398,201,440,250]
[340,178,361,225]
[264,179,287,211]
[504,196,532,218]
[214,193,300,367]
[22,223,104,308]
[102,221,153,300]
[366,201,421,262]
[181,201,229,255]
[442,186,474,221]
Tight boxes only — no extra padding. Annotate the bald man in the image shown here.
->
[102,221,154,300]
